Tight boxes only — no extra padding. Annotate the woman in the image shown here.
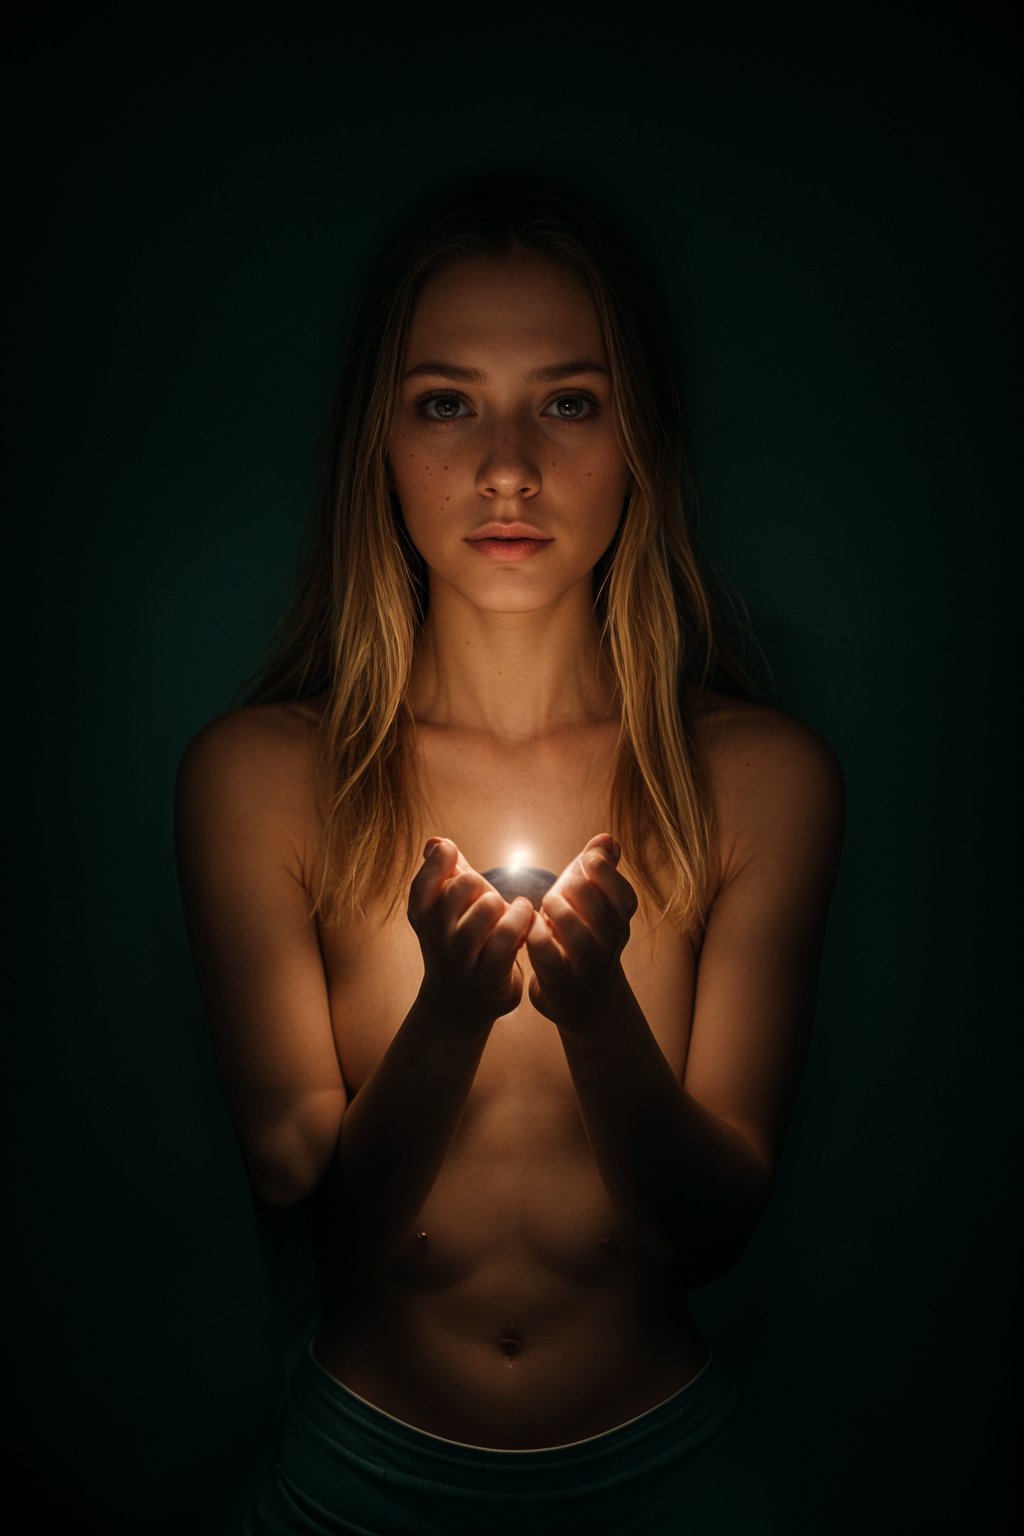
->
[174,170,845,1534]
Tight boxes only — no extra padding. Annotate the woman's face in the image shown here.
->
[387,250,632,612]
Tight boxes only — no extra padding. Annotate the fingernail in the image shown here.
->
[605,837,621,862]
[424,838,442,859]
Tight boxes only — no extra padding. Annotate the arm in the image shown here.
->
[313,983,495,1302]
[174,709,348,1208]
[557,974,772,1279]
[554,713,846,1284]
[176,733,525,1299]
[319,838,534,1302]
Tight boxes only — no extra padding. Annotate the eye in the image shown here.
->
[543,390,601,425]
[413,388,603,428]
[416,391,470,424]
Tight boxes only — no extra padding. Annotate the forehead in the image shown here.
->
[405,251,606,363]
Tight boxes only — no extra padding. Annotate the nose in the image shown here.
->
[475,425,541,501]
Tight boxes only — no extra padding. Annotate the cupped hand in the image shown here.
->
[525,835,639,1028]
[407,837,535,1028]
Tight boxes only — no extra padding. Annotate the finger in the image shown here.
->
[452,893,530,976]
[440,842,491,901]
[539,887,607,968]
[530,897,574,965]
[524,904,545,941]
[485,895,534,941]
[579,847,639,922]
[478,896,535,962]
[513,901,537,949]
[531,907,561,952]
[438,866,491,931]
[408,838,457,925]
[415,837,457,883]
[449,886,509,963]
[506,895,537,931]
[583,834,620,863]
[525,913,568,996]
[549,838,616,898]
[553,854,617,930]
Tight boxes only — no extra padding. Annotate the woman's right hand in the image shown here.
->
[407,837,536,1027]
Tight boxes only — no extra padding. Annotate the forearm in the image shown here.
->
[558,970,770,1279]
[320,982,493,1300]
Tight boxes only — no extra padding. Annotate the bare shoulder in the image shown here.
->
[175,697,328,875]
[690,688,846,885]
[691,686,844,786]
[178,695,325,783]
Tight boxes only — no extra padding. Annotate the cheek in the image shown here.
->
[580,457,631,526]
[392,449,455,515]
[573,442,630,496]
[390,465,462,564]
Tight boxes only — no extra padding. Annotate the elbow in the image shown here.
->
[246,1114,344,1208]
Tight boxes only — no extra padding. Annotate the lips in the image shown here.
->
[468,523,550,541]
[469,537,552,562]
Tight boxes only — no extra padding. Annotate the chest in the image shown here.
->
[314,725,703,1105]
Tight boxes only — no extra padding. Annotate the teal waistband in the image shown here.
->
[266,1334,740,1529]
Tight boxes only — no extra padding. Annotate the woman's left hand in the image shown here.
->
[525,835,639,1028]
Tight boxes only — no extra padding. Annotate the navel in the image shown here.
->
[498,1324,523,1368]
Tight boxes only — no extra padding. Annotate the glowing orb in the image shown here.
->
[483,852,557,911]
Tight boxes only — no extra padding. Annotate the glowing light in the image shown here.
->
[506,847,530,871]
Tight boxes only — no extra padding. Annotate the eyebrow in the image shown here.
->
[401,358,610,385]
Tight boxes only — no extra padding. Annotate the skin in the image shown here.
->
[388,248,633,745]
[173,242,845,1449]
[388,250,638,1032]
[410,831,639,1042]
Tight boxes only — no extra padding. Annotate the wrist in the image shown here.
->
[554,963,631,1045]
[417,977,496,1037]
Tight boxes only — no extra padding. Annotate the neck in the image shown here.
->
[408,588,619,748]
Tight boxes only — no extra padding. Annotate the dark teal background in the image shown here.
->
[9,4,1020,1532]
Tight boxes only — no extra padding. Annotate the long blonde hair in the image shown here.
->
[230,171,772,937]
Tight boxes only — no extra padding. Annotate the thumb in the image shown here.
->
[515,901,539,944]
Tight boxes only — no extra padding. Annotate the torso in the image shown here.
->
[263,687,753,1448]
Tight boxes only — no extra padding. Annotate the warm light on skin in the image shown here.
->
[388,252,630,622]
[386,249,632,742]
[506,847,530,871]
